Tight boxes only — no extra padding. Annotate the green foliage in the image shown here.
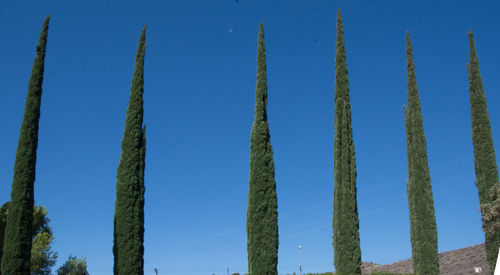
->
[31,205,52,236]
[31,231,57,275]
[467,30,500,272]
[0,202,57,275]
[246,23,279,275]
[0,202,9,270]
[1,16,50,275]
[332,9,361,275]
[403,32,440,275]
[57,255,89,275]
[403,108,417,265]
[113,26,147,275]
[481,185,500,233]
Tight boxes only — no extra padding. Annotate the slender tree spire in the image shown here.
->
[404,32,440,275]
[1,16,50,275]
[113,26,147,275]
[246,23,279,275]
[403,106,418,266]
[467,30,500,272]
[332,9,361,275]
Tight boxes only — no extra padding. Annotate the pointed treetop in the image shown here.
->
[43,15,50,26]
[467,30,484,97]
[256,23,266,78]
[258,23,265,50]
[406,32,414,65]
[335,8,349,104]
[135,27,147,62]
[468,29,475,46]
[36,16,50,55]
[405,32,418,98]
[255,23,268,122]
[468,30,479,69]
[40,15,50,36]
[336,9,343,36]
[257,22,266,66]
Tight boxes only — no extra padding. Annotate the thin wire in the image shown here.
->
[173,177,474,266]
[165,177,410,249]
[172,200,408,267]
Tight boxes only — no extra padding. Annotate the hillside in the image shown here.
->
[361,243,490,275]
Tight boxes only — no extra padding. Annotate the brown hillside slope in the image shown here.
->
[361,243,490,274]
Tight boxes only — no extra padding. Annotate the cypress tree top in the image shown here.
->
[246,23,279,275]
[406,32,427,151]
[113,26,147,275]
[1,15,50,275]
[334,9,350,105]
[332,9,361,275]
[404,32,440,275]
[467,30,500,272]
[467,31,499,203]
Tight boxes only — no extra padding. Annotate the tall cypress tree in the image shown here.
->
[113,27,147,275]
[246,23,279,275]
[1,16,50,275]
[332,9,361,275]
[403,32,439,275]
[403,107,417,267]
[467,31,500,272]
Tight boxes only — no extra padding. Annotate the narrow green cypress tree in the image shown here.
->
[333,97,344,273]
[246,23,279,275]
[332,9,361,275]
[1,16,50,275]
[113,27,147,275]
[467,31,500,271]
[404,32,439,275]
[403,107,417,267]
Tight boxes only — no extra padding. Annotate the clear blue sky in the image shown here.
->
[1,0,499,274]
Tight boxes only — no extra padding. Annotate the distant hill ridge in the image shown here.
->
[360,243,490,275]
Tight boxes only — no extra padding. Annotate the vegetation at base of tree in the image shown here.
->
[481,185,500,233]
[1,15,50,275]
[31,231,57,275]
[246,23,279,275]
[0,202,57,275]
[332,9,361,275]
[403,32,440,275]
[467,30,500,272]
[113,26,147,275]
[56,255,89,275]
